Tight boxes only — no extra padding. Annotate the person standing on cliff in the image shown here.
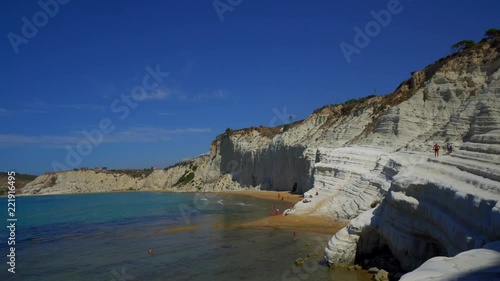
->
[446,141,453,154]
[433,143,441,157]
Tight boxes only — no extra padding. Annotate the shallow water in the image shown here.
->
[0,192,370,281]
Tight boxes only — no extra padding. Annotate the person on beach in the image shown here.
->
[433,143,441,157]
[293,231,297,242]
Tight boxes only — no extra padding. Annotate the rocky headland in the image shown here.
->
[23,36,500,280]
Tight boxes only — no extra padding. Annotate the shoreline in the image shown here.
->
[220,190,347,235]
[15,189,304,200]
[14,189,345,235]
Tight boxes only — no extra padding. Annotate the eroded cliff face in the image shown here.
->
[22,39,500,278]
[317,41,500,274]
[23,170,144,195]
[207,40,500,275]
[24,41,500,195]
[24,41,499,198]
[22,155,242,195]
[325,130,500,272]
[202,42,498,212]
[216,134,314,193]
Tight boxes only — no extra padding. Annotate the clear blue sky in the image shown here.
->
[1,0,498,175]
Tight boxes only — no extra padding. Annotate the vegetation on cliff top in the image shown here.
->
[451,40,476,53]
[450,28,500,53]
[54,167,156,179]
[485,28,500,40]
[211,29,500,147]
[105,168,155,178]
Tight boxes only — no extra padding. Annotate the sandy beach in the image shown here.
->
[223,190,304,204]
[221,190,347,235]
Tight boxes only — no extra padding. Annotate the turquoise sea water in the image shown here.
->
[0,192,369,281]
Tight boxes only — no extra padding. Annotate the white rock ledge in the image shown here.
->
[399,241,500,281]
[325,130,500,275]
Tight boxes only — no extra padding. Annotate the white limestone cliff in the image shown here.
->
[22,38,500,279]
[399,241,500,281]
[22,155,244,195]
[324,130,500,272]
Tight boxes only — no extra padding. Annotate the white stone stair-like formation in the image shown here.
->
[325,130,500,271]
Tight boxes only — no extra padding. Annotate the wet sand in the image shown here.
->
[221,190,347,235]
[235,214,347,235]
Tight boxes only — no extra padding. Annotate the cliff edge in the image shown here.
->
[22,35,500,280]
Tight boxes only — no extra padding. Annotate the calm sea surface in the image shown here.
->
[0,192,369,281]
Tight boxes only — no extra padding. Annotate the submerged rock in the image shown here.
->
[295,258,305,266]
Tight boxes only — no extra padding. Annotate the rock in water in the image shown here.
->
[294,258,305,266]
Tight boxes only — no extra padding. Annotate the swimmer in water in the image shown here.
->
[148,248,155,255]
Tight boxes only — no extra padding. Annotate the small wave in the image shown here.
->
[234,202,254,207]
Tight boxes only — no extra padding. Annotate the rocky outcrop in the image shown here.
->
[25,40,500,198]
[0,172,37,195]
[399,241,500,281]
[22,37,500,280]
[23,170,142,194]
[22,155,245,195]
[216,133,315,193]
[325,130,500,271]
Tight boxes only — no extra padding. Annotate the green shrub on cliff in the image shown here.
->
[451,40,476,53]
[174,171,195,186]
[107,169,153,178]
[485,28,500,40]
[341,94,377,115]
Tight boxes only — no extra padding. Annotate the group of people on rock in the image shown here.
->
[405,141,454,157]
[433,141,453,157]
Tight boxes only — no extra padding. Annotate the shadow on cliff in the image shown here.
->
[218,136,314,194]
[356,182,500,280]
